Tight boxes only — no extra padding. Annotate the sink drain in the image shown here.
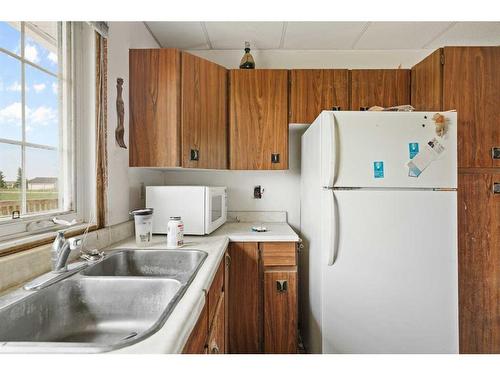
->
[121,331,138,341]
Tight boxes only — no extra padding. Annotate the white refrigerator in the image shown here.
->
[300,111,458,354]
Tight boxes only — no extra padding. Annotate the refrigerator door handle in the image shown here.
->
[328,190,340,266]
[322,113,338,188]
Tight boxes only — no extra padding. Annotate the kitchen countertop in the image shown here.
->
[111,221,299,354]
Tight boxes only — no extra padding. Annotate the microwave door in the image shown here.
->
[205,188,227,234]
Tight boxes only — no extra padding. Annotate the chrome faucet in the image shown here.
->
[51,231,82,272]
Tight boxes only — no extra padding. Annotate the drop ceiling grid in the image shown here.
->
[145,21,500,50]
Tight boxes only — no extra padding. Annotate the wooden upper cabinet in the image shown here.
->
[411,49,443,111]
[181,52,228,169]
[229,70,289,170]
[442,47,500,168]
[350,69,411,110]
[129,49,181,167]
[129,49,228,169]
[458,172,500,353]
[289,69,349,124]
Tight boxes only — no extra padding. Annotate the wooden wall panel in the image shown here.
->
[458,171,500,353]
[229,70,289,170]
[443,47,500,168]
[129,49,181,167]
[181,52,228,169]
[411,49,443,111]
[350,69,411,110]
[228,242,261,353]
[290,69,349,123]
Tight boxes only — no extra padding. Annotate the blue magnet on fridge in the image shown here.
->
[409,142,419,159]
[373,161,384,178]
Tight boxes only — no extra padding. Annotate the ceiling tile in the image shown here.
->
[284,22,368,49]
[354,22,452,49]
[145,22,209,49]
[425,22,500,49]
[203,22,284,49]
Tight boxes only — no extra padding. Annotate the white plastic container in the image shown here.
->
[130,208,154,247]
[167,216,184,249]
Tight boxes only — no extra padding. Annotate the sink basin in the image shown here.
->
[81,249,207,283]
[0,248,208,352]
[0,277,181,346]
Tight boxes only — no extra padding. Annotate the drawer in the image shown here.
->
[208,259,224,326]
[261,242,297,267]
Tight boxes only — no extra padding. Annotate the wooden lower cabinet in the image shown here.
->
[228,241,298,354]
[264,269,298,353]
[183,251,228,354]
[208,291,225,354]
[458,171,500,353]
[228,242,261,353]
[182,304,209,354]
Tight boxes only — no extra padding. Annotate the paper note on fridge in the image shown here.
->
[407,138,445,177]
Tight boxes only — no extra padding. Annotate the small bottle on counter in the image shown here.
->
[167,216,184,249]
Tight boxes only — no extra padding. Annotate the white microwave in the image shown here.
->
[146,186,227,235]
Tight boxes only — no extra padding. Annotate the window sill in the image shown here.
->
[0,223,97,258]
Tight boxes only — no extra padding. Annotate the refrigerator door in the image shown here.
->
[321,111,457,189]
[321,189,458,353]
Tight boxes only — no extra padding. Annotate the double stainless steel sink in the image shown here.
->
[0,249,207,353]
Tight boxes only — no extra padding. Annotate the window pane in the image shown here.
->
[0,22,21,56]
[0,52,22,141]
[0,143,22,219]
[25,65,59,147]
[25,147,59,214]
[24,22,58,74]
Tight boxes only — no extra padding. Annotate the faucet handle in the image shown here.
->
[68,237,83,250]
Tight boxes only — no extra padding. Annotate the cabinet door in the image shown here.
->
[129,49,181,167]
[350,69,411,110]
[411,49,443,111]
[264,269,298,354]
[183,303,208,354]
[290,69,349,124]
[208,292,226,354]
[458,172,500,353]
[228,242,261,353]
[181,52,228,169]
[229,70,288,170]
[443,47,500,168]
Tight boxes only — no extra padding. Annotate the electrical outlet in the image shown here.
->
[254,185,264,199]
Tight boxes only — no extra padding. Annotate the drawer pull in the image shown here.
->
[276,280,288,292]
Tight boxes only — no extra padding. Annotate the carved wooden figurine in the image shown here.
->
[115,78,127,148]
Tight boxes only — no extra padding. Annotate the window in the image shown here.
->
[0,22,79,240]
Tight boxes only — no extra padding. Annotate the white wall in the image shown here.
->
[106,22,164,226]
[163,125,308,232]
[187,49,433,69]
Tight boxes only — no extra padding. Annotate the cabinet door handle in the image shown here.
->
[190,149,199,161]
[225,253,231,267]
[211,343,220,354]
[492,147,500,160]
[493,182,500,194]
[276,280,288,292]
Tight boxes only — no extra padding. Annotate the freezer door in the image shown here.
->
[321,190,458,353]
[328,111,457,189]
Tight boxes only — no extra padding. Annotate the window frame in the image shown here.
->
[0,22,96,244]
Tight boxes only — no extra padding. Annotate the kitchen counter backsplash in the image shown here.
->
[0,221,134,294]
